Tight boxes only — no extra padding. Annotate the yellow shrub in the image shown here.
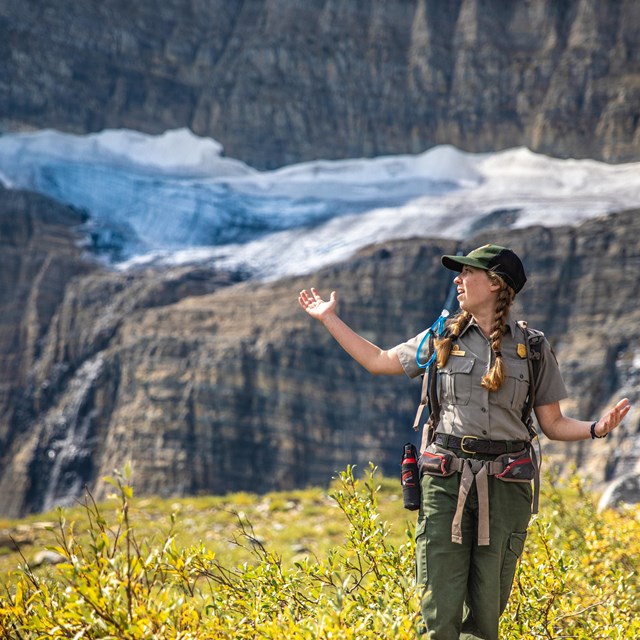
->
[0,466,638,639]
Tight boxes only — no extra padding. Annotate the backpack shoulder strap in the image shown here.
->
[517,320,546,515]
[517,320,544,438]
[412,330,444,452]
[413,332,437,424]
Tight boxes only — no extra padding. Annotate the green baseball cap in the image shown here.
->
[441,244,527,293]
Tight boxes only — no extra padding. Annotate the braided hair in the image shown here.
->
[434,311,472,369]
[434,270,516,391]
[481,271,516,390]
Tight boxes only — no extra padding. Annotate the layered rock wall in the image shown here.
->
[1,0,639,167]
[0,189,638,515]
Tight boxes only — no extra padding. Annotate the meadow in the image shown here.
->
[0,463,638,638]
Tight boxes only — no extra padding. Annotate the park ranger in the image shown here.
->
[298,243,630,639]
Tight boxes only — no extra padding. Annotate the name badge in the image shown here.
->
[450,345,466,357]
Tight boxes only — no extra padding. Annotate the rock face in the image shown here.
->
[0,188,93,446]
[0,186,638,516]
[598,473,640,511]
[1,0,639,168]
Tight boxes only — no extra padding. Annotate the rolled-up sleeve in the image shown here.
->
[533,338,569,406]
[394,330,429,379]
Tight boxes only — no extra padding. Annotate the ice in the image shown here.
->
[0,128,638,279]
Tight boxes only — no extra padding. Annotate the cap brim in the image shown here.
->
[441,255,488,272]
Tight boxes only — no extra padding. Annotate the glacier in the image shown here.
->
[0,127,639,280]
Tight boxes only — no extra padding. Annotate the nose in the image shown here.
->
[454,273,462,285]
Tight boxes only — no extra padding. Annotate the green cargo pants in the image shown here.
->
[415,457,532,640]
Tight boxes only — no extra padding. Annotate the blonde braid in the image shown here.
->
[481,273,516,391]
[434,310,472,369]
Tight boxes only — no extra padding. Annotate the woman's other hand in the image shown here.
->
[593,397,632,438]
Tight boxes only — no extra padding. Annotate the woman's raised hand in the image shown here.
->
[298,287,337,321]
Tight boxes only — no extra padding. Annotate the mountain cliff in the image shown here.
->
[1,0,639,168]
[1,0,639,516]
[0,186,638,516]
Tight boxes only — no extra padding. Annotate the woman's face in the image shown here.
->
[454,266,500,314]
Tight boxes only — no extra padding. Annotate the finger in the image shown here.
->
[298,289,312,306]
[605,401,631,431]
[613,399,631,418]
[617,403,632,421]
[617,398,631,413]
[300,288,314,300]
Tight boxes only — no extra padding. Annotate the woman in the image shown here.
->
[298,243,630,640]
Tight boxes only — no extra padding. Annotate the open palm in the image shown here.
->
[298,288,337,320]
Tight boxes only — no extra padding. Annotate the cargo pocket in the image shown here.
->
[499,531,527,613]
[415,516,428,586]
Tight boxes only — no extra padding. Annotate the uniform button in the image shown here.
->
[520,374,524,379]
[482,430,488,435]
[481,407,487,413]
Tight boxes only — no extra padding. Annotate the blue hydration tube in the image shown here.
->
[415,310,449,369]
[416,274,459,369]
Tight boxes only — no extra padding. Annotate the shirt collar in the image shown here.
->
[459,315,517,338]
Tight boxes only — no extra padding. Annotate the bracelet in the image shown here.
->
[590,421,608,439]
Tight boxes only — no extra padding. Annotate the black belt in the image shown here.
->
[434,433,527,455]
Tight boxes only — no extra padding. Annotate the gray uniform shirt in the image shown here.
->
[395,316,568,441]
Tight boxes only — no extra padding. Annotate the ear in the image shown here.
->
[488,279,501,293]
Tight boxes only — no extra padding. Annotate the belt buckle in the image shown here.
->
[460,435,480,454]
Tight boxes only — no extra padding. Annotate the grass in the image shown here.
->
[0,474,411,579]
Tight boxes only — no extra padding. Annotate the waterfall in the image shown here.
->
[40,355,106,512]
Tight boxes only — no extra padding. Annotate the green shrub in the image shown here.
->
[0,465,638,639]
[501,473,640,639]
[0,464,421,639]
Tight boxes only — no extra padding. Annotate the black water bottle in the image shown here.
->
[401,442,421,510]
